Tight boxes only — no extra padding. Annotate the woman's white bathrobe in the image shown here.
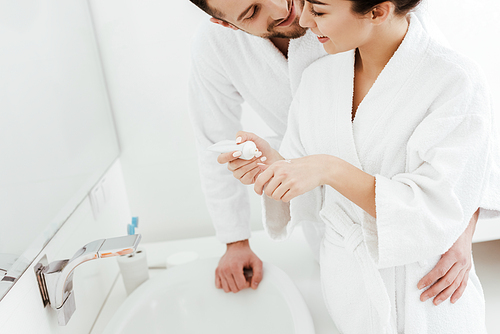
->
[186,3,465,251]
[263,14,492,334]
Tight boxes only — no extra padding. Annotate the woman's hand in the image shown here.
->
[254,155,329,202]
[217,131,282,185]
[255,154,376,217]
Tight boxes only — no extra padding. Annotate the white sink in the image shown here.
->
[103,257,315,334]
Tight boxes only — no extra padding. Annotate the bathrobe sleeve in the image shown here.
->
[260,95,302,241]
[187,30,251,244]
[478,117,500,219]
[369,68,493,268]
[262,89,324,242]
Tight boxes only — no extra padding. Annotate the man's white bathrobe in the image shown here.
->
[188,22,327,246]
[263,14,493,334]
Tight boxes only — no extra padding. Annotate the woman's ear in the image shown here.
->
[370,1,394,24]
[209,18,239,30]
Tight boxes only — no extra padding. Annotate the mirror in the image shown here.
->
[0,0,119,300]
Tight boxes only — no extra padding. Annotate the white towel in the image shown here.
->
[264,14,490,333]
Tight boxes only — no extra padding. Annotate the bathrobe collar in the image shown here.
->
[316,12,432,177]
[319,13,431,334]
[240,29,328,100]
[353,13,431,155]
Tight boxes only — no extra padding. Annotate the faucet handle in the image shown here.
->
[67,235,141,265]
[62,235,142,292]
[98,234,141,258]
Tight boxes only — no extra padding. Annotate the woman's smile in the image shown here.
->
[316,34,330,43]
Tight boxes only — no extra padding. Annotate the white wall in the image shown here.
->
[426,0,500,122]
[0,160,131,334]
[88,0,274,243]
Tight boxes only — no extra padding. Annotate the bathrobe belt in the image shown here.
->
[321,206,397,334]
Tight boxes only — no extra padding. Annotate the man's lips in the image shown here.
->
[277,1,295,27]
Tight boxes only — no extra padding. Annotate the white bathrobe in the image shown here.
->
[263,14,492,334]
[187,3,454,246]
[188,21,328,245]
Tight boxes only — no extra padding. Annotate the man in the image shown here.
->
[187,0,478,306]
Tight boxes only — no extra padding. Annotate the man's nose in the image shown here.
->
[268,0,289,21]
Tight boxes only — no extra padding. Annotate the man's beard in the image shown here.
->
[236,0,307,40]
[263,0,307,40]
[262,16,307,39]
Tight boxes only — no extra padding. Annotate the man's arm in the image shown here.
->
[188,23,263,292]
[418,209,479,305]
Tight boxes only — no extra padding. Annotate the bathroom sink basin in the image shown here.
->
[103,257,315,334]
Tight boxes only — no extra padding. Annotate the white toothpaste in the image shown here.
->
[207,140,259,160]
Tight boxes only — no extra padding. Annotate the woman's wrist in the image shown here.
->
[267,149,284,165]
[319,154,377,217]
[319,154,340,187]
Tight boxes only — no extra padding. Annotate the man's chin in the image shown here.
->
[265,23,307,39]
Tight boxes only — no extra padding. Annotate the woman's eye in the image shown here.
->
[309,5,324,17]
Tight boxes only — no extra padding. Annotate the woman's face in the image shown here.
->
[299,0,373,54]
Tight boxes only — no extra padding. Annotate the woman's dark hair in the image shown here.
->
[189,0,224,20]
[349,0,422,15]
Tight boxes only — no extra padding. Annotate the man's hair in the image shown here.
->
[189,0,225,20]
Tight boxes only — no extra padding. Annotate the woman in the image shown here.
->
[237,0,493,332]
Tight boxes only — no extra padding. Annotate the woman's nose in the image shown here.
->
[299,3,314,28]
[268,0,290,21]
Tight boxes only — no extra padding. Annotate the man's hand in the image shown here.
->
[418,209,479,305]
[215,239,263,293]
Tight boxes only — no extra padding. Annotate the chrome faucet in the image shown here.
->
[0,268,6,278]
[0,253,18,281]
[35,234,141,326]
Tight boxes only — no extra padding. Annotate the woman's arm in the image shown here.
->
[254,154,377,217]
[254,148,480,306]
[323,155,377,218]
